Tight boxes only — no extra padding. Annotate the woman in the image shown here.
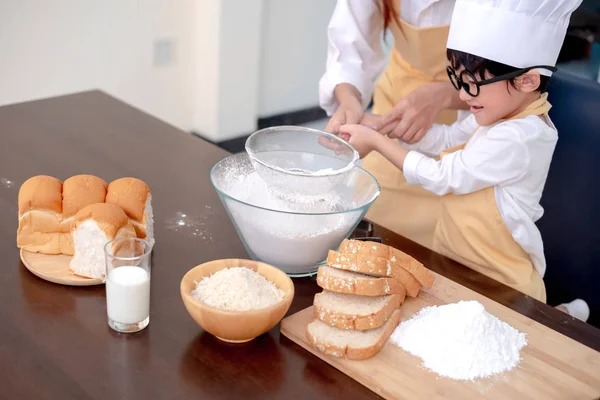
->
[319,0,468,248]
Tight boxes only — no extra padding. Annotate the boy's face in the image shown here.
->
[456,67,536,126]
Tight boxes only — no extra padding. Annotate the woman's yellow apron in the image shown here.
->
[364,16,455,248]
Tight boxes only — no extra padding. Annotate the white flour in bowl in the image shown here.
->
[219,166,360,274]
[390,300,527,381]
[224,169,346,213]
[192,267,284,311]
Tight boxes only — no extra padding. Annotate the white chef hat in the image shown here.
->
[447,0,582,76]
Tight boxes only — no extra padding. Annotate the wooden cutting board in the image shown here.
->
[281,272,600,400]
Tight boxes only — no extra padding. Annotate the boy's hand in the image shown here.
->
[339,124,382,158]
[317,135,350,155]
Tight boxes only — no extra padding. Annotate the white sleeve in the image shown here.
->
[403,124,530,195]
[318,0,386,116]
[402,115,478,157]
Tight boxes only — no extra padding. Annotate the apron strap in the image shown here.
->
[509,92,552,120]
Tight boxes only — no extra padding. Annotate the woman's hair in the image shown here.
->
[380,0,400,31]
[446,49,550,93]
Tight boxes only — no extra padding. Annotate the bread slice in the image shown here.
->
[317,266,406,298]
[306,309,401,360]
[326,250,420,297]
[314,291,403,330]
[338,239,434,289]
[390,248,434,289]
[17,176,63,254]
[70,203,137,279]
[105,177,154,248]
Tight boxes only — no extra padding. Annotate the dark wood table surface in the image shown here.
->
[1,91,598,400]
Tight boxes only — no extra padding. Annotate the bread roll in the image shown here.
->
[69,203,136,279]
[18,175,63,217]
[105,177,154,247]
[59,174,108,255]
[17,176,63,254]
[62,175,108,219]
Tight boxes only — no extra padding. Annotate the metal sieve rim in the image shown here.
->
[245,125,359,177]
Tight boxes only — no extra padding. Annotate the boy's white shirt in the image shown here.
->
[402,113,558,277]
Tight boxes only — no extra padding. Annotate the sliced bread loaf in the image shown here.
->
[338,239,434,289]
[390,248,434,289]
[306,309,401,360]
[316,266,406,298]
[326,250,421,297]
[314,290,403,330]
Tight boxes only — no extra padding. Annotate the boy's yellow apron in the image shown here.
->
[433,95,551,302]
[364,12,456,248]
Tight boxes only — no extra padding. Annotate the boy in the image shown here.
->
[339,0,583,311]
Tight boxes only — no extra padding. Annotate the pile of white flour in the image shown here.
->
[390,300,527,381]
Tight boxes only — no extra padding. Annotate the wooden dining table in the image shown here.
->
[1,91,598,400]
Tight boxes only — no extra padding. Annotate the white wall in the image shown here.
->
[0,0,337,141]
[258,0,336,117]
[0,0,196,132]
[193,0,221,136]
[216,0,263,139]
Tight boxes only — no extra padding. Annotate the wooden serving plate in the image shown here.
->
[20,249,103,286]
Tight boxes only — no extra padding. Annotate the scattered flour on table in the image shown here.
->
[165,207,214,241]
[0,178,13,188]
[191,267,284,311]
[389,300,527,381]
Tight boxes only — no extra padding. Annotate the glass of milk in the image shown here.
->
[104,237,152,333]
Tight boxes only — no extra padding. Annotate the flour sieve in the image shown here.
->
[245,126,359,199]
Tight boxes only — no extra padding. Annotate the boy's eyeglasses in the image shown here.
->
[446,65,557,97]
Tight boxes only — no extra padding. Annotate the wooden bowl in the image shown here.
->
[180,259,295,343]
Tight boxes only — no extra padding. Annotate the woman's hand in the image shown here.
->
[339,124,383,158]
[359,112,395,136]
[375,82,461,143]
[324,84,364,134]
[359,112,383,129]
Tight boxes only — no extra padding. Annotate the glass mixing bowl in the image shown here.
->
[210,153,380,277]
